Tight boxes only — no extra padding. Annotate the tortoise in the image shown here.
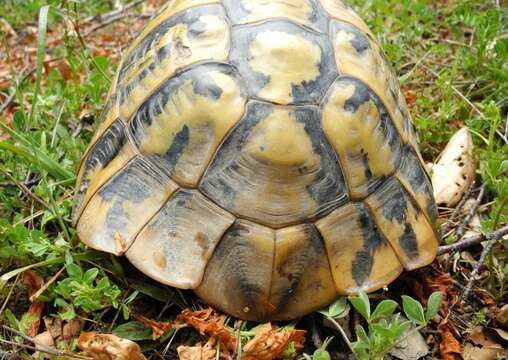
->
[73,0,440,322]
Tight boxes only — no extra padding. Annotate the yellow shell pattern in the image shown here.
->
[73,0,440,321]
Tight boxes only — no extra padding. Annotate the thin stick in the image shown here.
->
[455,184,486,240]
[441,181,476,236]
[438,224,508,255]
[325,317,357,358]
[461,226,508,299]
[29,266,65,302]
[1,326,92,360]
[0,169,50,209]
[0,274,20,316]
[0,91,15,114]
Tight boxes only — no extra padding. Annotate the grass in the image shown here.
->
[0,0,507,358]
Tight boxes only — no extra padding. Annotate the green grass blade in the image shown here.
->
[28,5,49,127]
[0,123,74,181]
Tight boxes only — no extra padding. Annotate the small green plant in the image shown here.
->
[311,336,334,360]
[54,263,121,320]
[349,292,443,360]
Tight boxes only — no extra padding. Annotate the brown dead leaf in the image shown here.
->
[44,317,63,340]
[438,323,462,360]
[495,304,508,326]
[403,88,417,108]
[132,313,172,340]
[464,327,506,359]
[176,308,236,351]
[463,343,502,360]
[177,337,227,360]
[21,270,45,337]
[63,319,85,340]
[242,323,306,360]
[78,332,146,360]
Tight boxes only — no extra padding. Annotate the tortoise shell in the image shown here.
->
[73,0,440,321]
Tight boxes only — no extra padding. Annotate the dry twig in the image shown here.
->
[461,225,508,299]
[455,184,486,239]
[438,224,508,255]
[441,181,476,236]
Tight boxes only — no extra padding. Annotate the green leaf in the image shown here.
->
[355,325,370,345]
[83,268,99,285]
[371,300,398,321]
[319,297,347,319]
[112,321,152,341]
[66,263,83,279]
[425,292,443,322]
[312,349,331,360]
[402,295,426,326]
[349,292,371,321]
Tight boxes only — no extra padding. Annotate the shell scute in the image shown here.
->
[200,100,348,228]
[230,20,336,105]
[127,63,247,187]
[126,189,235,288]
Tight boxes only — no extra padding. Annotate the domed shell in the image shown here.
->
[73,0,440,321]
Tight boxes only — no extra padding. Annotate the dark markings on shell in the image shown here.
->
[352,203,388,287]
[223,0,329,33]
[400,223,418,258]
[398,145,438,224]
[127,63,243,178]
[200,100,349,227]
[95,157,166,241]
[373,177,422,259]
[118,4,225,84]
[292,107,349,210]
[229,20,336,105]
[329,20,370,53]
[72,118,126,222]
[273,224,331,310]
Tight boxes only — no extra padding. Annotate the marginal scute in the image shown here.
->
[126,190,235,288]
[77,156,178,255]
[223,0,329,32]
[364,177,438,270]
[195,220,275,321]
[269,224,338,319]
[315,202,403,293]
[322,77,402,199]
[73,119,136,225]
[230,20,336,105]
[128,63,247,187]
[396,145,439,226]
[117,5,230,120]
[200,100,348,228]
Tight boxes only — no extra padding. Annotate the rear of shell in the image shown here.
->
[73,0,440,321]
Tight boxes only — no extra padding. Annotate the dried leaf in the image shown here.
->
[177,338,221,360]
[495,304,508,326]
[463,343,504,360]
[132,313,172,340]
[431,127,475,207]
[389,326,429,360]
[44,317,62,340]
[438,323,462,360]
[62,319,85,340]
[21,270,45,337]
[176,308,235,351]
[33,331,55,349]
[242,323,306,360]
[78,332,146,360]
